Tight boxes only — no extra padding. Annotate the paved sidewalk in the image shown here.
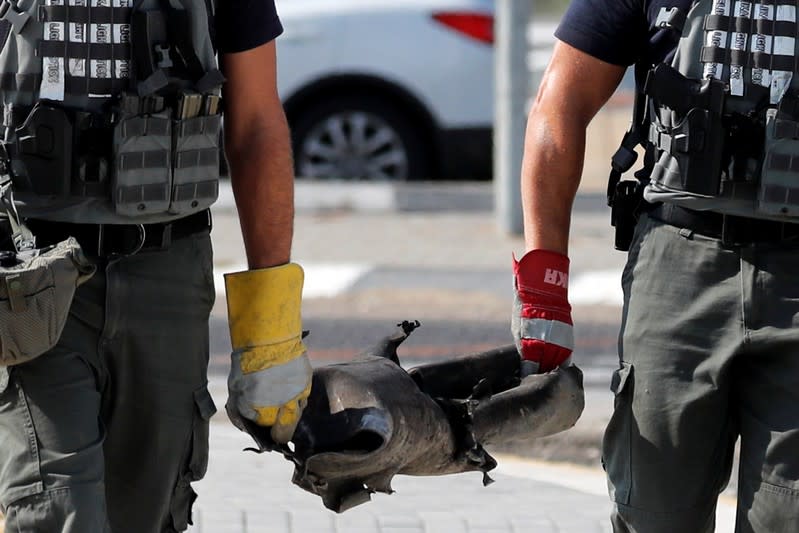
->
[190,419,614,533]
[189,412,737,533]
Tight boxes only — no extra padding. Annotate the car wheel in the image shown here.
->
[291,95,430,181]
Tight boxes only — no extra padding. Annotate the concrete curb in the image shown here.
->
[216,180,609,214]
[217,180,496,213]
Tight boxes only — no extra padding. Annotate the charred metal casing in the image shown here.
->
[243,321,585,513]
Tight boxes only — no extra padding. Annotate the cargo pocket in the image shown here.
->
[0,285,57,365]
[169,115,221,215]
[744,480,799,530]
[111,112,172,216]
[188,386,217,480]
[0,238,94,366]
[0,371,44,508]
[602,362,633,505]
[169,385,217,531]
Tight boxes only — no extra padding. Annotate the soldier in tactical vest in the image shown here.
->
[512,0,799,531]
[0,0,311,531]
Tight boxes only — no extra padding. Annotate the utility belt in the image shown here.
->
[649,203,799,247]
[3,90,223,218]
[25,208,212,258]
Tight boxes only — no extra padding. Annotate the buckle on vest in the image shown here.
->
[0,0,30,34]
[655,7,686,32]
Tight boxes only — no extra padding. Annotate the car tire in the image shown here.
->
[291,94,431,181]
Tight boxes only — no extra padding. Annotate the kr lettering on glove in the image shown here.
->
[512,249,574,373]
[225,263,312,444]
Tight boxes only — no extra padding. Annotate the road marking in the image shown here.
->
[214,262,373,299]
[215,261,623,305]
[570,269,623,306]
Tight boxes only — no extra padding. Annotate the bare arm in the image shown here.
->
[522,41,626,254]
[220,41,294,269]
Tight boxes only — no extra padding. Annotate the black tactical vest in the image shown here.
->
[644,0,799,220]
[0,0,224,223]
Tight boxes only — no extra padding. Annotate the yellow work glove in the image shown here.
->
[224,263,312,444]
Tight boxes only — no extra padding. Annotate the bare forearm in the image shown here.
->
[226,115,294,269]
[520,41,625,255]
[220,41,295,270]
[521,101,585,255]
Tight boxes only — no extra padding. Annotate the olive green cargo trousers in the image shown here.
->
[0,230,216,532]
[603,213,799,533]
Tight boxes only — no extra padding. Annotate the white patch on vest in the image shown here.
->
[703,0,731,81]
[90,59,111,79]
[114,0,132,80]
[90,0,112,94]
[113,24,130,44]
[41,0,132,99]
[752,3,774,88]
[68,0,87,78]
[40,0,65,101]
[730,1,752,96]
[113,23,131,79]
[90,23,110,44]
[770,5,795,104]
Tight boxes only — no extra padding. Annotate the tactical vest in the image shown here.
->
[613,0,799,222]
[0,0,224,223]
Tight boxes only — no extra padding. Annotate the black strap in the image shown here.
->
[37,40,132,61]
[608,87,648,206]
[66,76,128,96]
[700,46,795,72]
[704,14,795,38]
[38,5,132,24]
[0,72,126,96]
[26,209,212,257]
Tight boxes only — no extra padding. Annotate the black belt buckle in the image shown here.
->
[145,221,172,252]
[96,223,145,257]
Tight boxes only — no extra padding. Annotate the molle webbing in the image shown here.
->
[700,15,795,70]
[38,0,133,101]
[698,0,797,102]
[0,0,222,223]
[0,73,126,96]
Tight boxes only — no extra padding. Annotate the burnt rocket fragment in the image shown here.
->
[241,320,585,512]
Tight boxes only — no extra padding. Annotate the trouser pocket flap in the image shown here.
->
[610,362,633,395]
[189,386,216,480]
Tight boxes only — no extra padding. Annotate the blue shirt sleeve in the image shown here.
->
[215,0,284,54]
[554,0,647,66]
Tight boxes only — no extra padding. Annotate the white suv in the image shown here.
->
[276,0,494,181]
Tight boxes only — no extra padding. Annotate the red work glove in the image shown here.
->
[512,249,574,373]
